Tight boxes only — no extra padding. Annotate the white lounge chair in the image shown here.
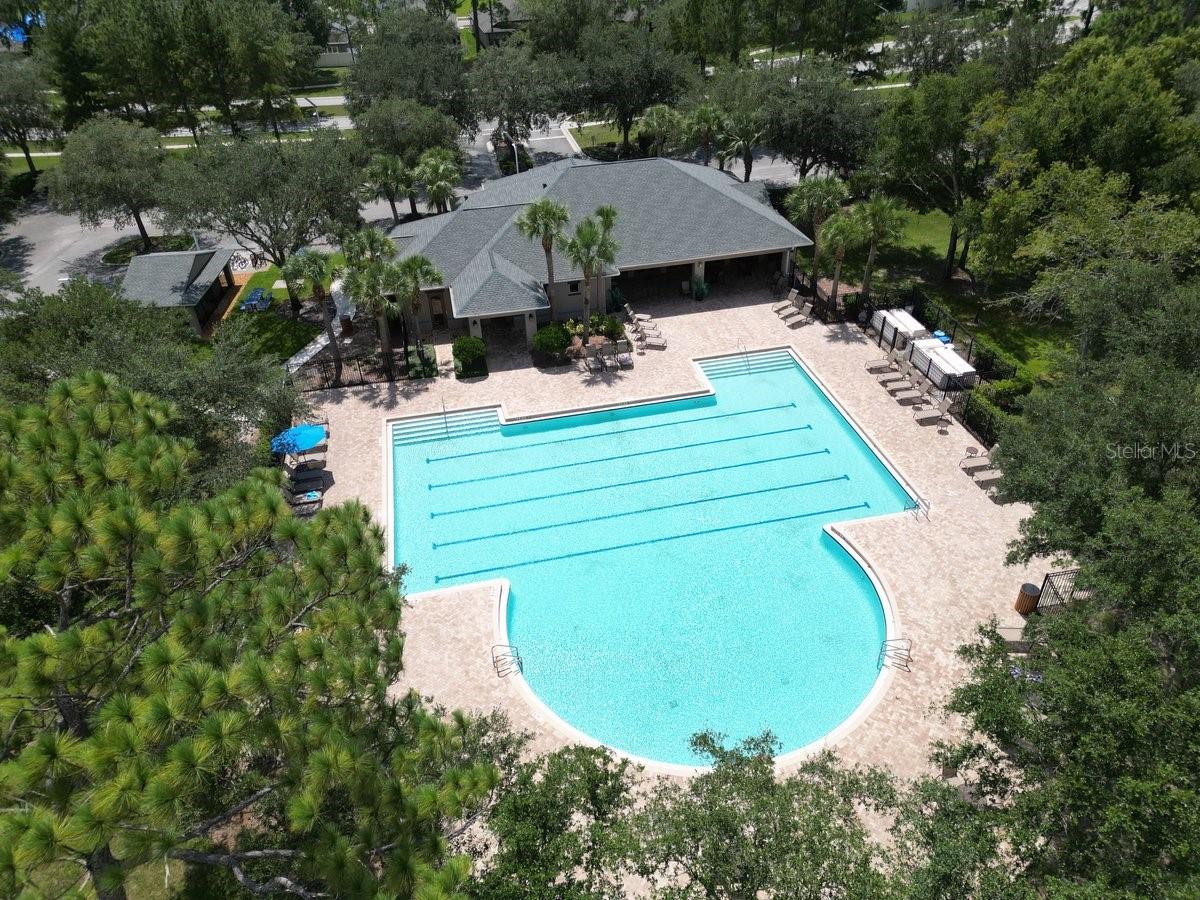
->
[624,303,652,322]
[641,334,667,350]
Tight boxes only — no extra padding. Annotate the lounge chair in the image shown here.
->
[914,396,953,426]
[771,289,800,313]
[615,340,634,368]
[583,346,605,372]
[624,303,652,322]
[239,287,265,312]
[289,467,327,488]
[866,350,900,373]
[786,303,814,327]
[878,362,912,386]
[960,445,997,474]
[974,468,1003,488]
[630,321,661,337]
[641,334,667,350]
[891,376,931,403]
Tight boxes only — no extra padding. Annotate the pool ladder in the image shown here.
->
[491,644,523,677]
[878,638,913,672]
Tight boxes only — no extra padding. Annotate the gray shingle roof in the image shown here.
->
[390,158,810,319]
[121,249,233,309]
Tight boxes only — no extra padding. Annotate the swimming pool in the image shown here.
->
[391,348,914,766]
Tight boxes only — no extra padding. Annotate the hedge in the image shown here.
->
[452,335,487,378]
[977,373,1034,413]
[959,390,1015,447]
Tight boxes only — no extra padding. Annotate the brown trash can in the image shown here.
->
[1015,582,1041,615]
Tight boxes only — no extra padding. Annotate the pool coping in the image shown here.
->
[388,345,923,776]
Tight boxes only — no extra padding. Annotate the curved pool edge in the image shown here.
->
[390,344,920,776]
[487,517,902,776]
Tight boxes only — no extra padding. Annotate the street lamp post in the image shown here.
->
[500,129,521,173]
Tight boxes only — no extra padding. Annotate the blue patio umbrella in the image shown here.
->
[271,423,326,455]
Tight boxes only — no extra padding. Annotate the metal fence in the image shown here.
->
[1038,568,1092,611]
[290,350,409,392]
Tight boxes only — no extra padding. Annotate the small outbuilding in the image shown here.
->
[121,248,236,336]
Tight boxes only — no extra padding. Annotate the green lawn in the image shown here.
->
[5,154,60,176]
[869,209,1069,377]
[224,265,330,362]
[101,234,195,265]
[572,122,637,146]
[460,29,477,59]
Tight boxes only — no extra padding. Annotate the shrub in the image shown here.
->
[978,373,1034,413]
[495,143,534,176]
[691,278,710,301]
[531,322,572,366]
[969,336,1020,380]
[452,335,487,377]
[959,390,1014,447]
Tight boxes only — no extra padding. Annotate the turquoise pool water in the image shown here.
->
[391,349,913,765]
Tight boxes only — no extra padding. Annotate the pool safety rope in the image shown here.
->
[423,402,798,463]
[432,474,851,548]
[426,424,815,490]
[428,448,832,519]
[433,500,870,582]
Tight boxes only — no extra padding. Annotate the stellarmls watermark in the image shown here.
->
[1106,442,1198,461]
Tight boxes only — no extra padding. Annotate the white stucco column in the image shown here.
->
[469,318,483,339]
[780,250,791,275]
[523,313,537,348]
[692,260,705,283]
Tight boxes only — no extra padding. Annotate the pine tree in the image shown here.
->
[0,372,497,899]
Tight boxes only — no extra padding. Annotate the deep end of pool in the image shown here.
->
[392,349,912,766]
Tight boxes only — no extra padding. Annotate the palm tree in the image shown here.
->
[641,104,681,157]
[688,104,723,167]
[855,194,907,302]
[819,211,867,308]
[563,205,619,343]
[363,154,411,226]
[514,198,571,311]
[341,229,441,379]
[281,250,345,387]
[719,110,763,182]
[785,177,849,278]
[416,148,462,215]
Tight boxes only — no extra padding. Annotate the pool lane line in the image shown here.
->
[422,402,798,463]
[428,448,830,519]
[433,500,870,582]
[426,424,814,490]
[431,474,850,548]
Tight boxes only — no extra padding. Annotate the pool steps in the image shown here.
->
[391,408,500,445]
[698,349,798,378]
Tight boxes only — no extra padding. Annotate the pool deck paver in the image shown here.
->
[312,286,1046,780]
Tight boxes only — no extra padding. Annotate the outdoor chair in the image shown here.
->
[866,350,901,373]
[786,303,814,327]
[914,396,953,427]
[771,289,800,313]
[974,468,1003,488]
[583,346,604,372]
[630,320,661,336]
[960,445,998,474]
[877,362,912,386]
[615,340,634,367]
[641,332,667,350]
[624,303,652,322]
[289,467,327,489]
